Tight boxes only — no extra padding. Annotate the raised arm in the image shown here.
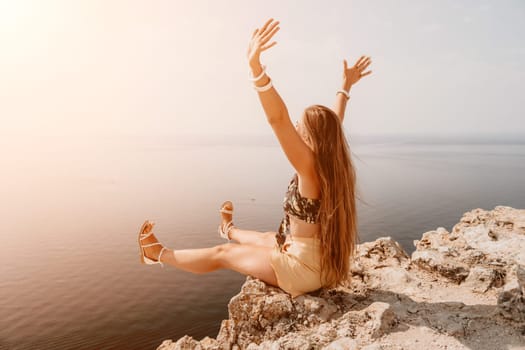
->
[333,56,373,123]
[247,19,315,176]
[247,19,286,124]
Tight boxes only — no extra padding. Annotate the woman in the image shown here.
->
[138,18,372,298]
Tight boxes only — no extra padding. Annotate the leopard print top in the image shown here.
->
[276,173,321,248]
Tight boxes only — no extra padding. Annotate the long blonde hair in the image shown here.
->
[303,104,359,288]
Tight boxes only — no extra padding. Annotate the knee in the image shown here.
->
[215,243,233,262]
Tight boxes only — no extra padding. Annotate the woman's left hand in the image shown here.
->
[247,18,280,66]
[342,56,373,89]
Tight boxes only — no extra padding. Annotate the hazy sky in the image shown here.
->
[1,0,524,142]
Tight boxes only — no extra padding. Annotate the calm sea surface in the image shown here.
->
[2,134,524,349]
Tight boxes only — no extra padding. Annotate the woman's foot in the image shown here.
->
[139,220,165,263]
[219,201,235,241]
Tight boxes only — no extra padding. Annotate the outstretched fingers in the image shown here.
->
[358,56,372,77]
[260,41,278,51]
[261,26,279,45]
[260,21,279,40]
[356,56,372,71]
[248,19,280,62]
[354,55,367,67]
[259,18,275,35]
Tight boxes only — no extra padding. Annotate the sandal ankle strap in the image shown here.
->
[142,242,162,248]
[158,247,168,267]
[223,220,235,240]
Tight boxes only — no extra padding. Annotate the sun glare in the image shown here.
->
[0,1,30,30]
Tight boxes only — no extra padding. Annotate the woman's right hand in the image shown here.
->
[342,56,373,89]
[247,18,280,66]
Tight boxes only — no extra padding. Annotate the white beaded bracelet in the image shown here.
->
[253,78,273,92]
[336,89,350,99]
[249,65,267,82]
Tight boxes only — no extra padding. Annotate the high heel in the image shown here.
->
[218,201,235,242]
[138,220,168,268]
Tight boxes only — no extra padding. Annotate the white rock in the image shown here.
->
[322,337,359,350]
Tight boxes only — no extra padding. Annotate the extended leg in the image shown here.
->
[139,221,279,287]
[229,227,276,247]
[219,201,276,247]
[159,243,279,287]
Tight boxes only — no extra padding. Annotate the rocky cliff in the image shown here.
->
[157,206,525,349]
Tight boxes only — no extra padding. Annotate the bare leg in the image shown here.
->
[229,227,276,248]
[141,233,279,286]
[219,201,276,247]
[160,243,277,284]
[139,221,280,287]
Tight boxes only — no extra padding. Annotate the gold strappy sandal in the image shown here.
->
[218,201,235,242]
[138,220,168,268]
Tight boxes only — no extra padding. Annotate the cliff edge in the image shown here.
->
[158,206,525,350]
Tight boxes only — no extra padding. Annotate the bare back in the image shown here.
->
[289,173,322,238]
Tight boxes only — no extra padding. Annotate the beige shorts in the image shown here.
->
[269,235,323,298]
